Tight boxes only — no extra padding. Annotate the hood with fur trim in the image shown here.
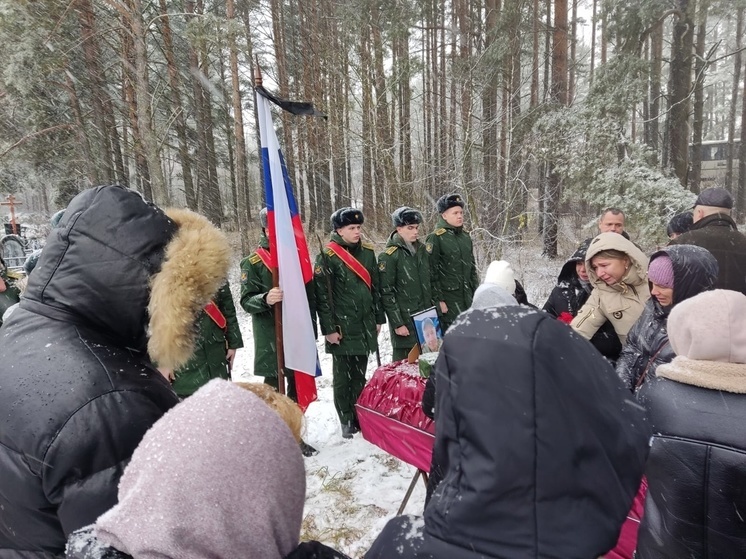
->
[21,185,230,369]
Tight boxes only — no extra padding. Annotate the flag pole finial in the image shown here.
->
[254,58,262,87]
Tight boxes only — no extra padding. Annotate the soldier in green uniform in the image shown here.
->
[171,281,244,397]
[378,207,433,362]
[0,256,20,327]
[426,193,479,332]
[315,207,385,438]
[240,209,318,455]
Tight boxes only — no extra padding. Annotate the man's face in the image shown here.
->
[442,206,464,227]
[337,224,362,244]
[424,325,438,351]
[598,212,625,234]
[397,224,419,243]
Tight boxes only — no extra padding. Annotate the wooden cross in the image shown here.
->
[0,195,22,235]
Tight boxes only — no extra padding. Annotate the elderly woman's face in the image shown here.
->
[590,256,628,286]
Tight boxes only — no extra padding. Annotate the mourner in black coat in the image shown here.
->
[0,185,231,557]
[636,290,746,558]
[543,238,622,362]
[370,306,649,559]
[669,187,746,295]
[616,244,718,391]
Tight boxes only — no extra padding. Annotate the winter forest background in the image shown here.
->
[0,0,745,257]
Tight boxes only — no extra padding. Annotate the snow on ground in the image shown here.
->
[228,241,562,558]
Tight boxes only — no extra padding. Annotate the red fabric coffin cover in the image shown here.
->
[355,360,435,472]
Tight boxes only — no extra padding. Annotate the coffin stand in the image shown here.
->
[355,360,435,514]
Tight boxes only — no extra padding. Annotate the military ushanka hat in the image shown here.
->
[259,207,268,229]
[436,193,465,214]
[391,207,423,228]
[331,207,364,230]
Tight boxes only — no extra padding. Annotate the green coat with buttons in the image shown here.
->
[426,217,479,330]
[240,234,316,377]
[378,232,432,351]
[314,232,385,356]
[172,282,244,397]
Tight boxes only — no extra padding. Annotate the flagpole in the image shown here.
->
[255,63,286,396]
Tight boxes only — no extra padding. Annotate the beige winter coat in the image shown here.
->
[571,232,650,345]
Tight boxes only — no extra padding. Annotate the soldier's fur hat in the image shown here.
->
[436,193,465,214]
[259,207,268,229]
[391,207,422,228]
[331,207,364,230]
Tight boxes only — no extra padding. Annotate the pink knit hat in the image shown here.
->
[648,254,674,289]
[667,290,746,363]
[95,379,305,558]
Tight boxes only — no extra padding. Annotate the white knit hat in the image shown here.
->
[483,260,516,295]
[667,289,746,363]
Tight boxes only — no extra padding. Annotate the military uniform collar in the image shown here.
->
[331,231,360,249]
[437,216,462,233]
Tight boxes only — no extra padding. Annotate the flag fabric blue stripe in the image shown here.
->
[256,90,318,378]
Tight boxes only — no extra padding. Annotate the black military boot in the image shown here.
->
[341,422,355,439]
[300,439,318,457]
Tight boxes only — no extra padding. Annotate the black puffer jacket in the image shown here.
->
[616,245,718,392]
[367,307,649,559]
[669,212,746,294]
[636,371,746,558]
[543,239,622,362]
[0,186,229,557]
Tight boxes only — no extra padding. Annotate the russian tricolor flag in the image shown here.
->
[256,86,321,411]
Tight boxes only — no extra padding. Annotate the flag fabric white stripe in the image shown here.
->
[256,92,317,376]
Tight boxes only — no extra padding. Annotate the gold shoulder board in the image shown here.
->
[248,254,261,265]
[362,241,375,250]
[385,246,398,255]
[435,228,447,236]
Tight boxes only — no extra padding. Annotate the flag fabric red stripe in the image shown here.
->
[256,87,319,411]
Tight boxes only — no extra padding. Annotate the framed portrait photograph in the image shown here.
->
[411,307,443,354]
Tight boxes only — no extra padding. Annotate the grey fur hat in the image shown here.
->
[391,207,423,227]
[259,208,268,229]
[436,193,465,214]
[330,207,364,230]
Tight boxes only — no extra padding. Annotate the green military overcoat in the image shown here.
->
[172,282,243,397]
[378,232,432,351]
[314,232,385,356]
[240,235,316,378]
[426,217,479,329]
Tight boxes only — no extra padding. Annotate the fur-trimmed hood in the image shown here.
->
[21,185,230,369]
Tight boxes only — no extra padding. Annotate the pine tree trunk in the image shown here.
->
[690,0,710,192]
[128,0,168,204]
[544,0,567,259]
[120,11,151,200]
[738,53,746,215]
[726,8,743,191]
[159,0,196,209]
[667,0,695,188]
[647,24,663,159]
